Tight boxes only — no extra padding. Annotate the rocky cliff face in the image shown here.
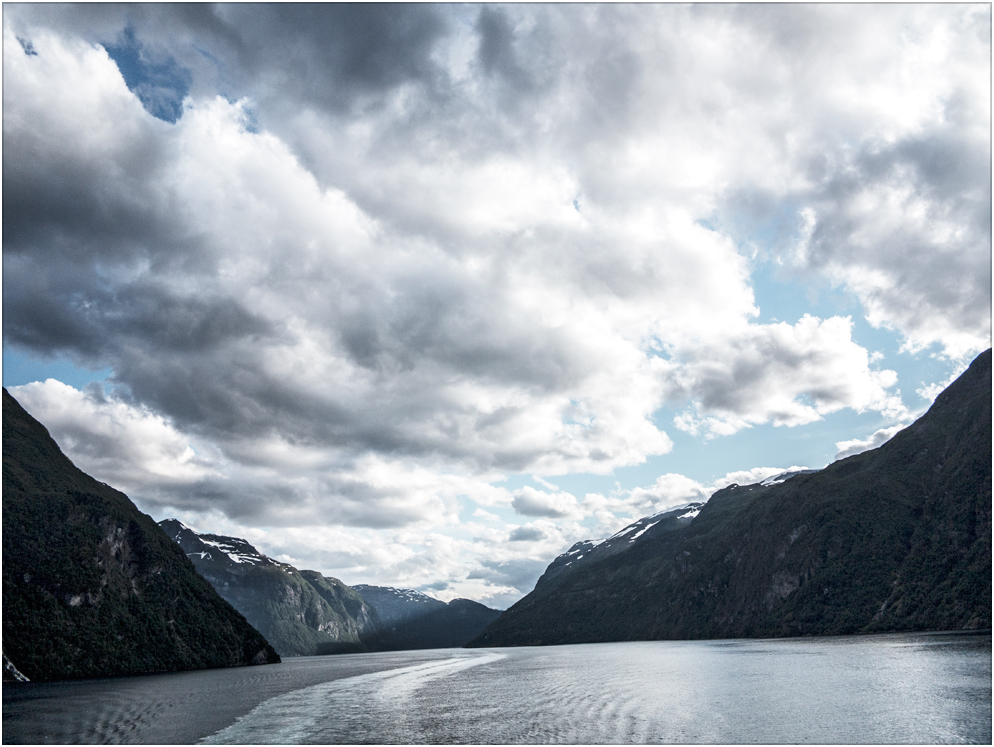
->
[471,350,991,647]
[2,389,280,681]
[159,520,378,657]
[158,524,503,655]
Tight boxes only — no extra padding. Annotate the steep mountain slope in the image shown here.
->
[354,585,502,650]
[471,349,991,647]
[533,501,706,594]
[2,389,279,681]
[159,521,377,656]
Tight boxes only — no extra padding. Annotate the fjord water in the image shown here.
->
[4,632,990,744]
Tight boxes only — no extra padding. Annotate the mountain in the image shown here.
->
[159,520,377,657]
[354,585,503,650]
[533,501,707,593]
[159,524,503,654]
[471,349,991,647]
[352,585,447,625]
[2,389,279,681]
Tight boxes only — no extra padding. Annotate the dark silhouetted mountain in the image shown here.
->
[159,520,377,657]
[2,389,279,681]
[471,349,991,647]
[354,585,503,649]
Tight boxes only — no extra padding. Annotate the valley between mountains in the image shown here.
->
[157,518,501,658]
[3,350,990,682]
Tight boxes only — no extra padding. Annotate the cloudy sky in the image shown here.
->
[3,4,990,608]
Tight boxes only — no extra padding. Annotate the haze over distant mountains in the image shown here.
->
[353,584,502,651]
[159,520,378,656]
[159,521,502,656]
[471,349,991,647]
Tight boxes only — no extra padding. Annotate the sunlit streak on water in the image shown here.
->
[4,633,989,744]
[200,635,991,745]
[203,652,507,744]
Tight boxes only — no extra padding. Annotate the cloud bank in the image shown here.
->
[3,5,988,604]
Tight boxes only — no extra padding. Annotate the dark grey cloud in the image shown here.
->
[6,3,451,110]
[474,4,543,99]
[508,526,545,542]
[163,477,430,529]
[468,557,547,593]
[511,489,577,518]
[2,124,175,266]
[208,4,451,113]
[476,6,516,79]
[16,36,38,56]
[3,4,988,601]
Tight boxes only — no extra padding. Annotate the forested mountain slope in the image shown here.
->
[3,389,279,681]
[160,520,377,656]
[159,525,502,654]
[471,349,991,647]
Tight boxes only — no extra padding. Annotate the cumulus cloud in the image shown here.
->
[667,315,907,438]
[792,131,991,360]
[508,526,546,542]
[716,5,991,360]
[3,5,988,604]
[834,426,906,461]
[10,379,218,488]
[511,486,581,519]
[626,474,711,514]
[8,380,481,531]
[4,31,676,483]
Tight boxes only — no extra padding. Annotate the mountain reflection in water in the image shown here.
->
[4,632,991,744]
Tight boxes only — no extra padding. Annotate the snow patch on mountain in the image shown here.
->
[759,469,820,486]
[196,537,263,565]
[159,519,272,568]
[539,501,711,588]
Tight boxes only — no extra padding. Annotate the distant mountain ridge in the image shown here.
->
[471,349,992,647]
[159,520,377,657]
[159,523,503,654]
[352,584,447,624]
[2,389,279,681]
[354,585,502,650]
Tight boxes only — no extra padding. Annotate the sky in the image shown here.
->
[3,4,990,609]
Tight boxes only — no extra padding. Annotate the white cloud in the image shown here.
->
[916,361,972,406]
[511,486,581,519]
[668,315,907,438]
[627,474,711,514]
[3,5,988,605]
[9,380,219,490]
[834,426,906,461]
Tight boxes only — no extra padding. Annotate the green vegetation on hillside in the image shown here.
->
[160,520,379,657]
[471,349,992,647]
[3,389,280,681]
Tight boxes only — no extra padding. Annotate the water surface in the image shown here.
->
[4,631,990,744]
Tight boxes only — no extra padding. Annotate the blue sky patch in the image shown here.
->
[104,27,191,123]
[17,37,38,56]
[3,344,112,391]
